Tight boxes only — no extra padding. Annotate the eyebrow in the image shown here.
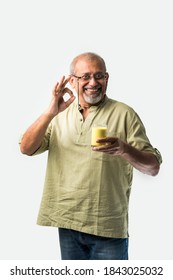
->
[81,71,104,75]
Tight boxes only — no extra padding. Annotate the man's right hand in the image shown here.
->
[46,76,76,117]
[20,76,75,155]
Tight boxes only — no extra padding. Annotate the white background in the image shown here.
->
[0,0,172,260]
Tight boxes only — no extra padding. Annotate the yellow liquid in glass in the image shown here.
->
[91,127,107,146]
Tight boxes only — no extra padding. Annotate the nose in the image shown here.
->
[88,76,98,85]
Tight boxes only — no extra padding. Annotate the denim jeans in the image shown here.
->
[58,228,128,260]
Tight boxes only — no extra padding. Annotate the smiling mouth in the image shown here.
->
[84,87,101,97]
[83,89,104,105]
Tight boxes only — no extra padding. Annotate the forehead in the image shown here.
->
[75,58,105,74]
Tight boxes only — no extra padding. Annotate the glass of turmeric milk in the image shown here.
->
[91,125,107,147]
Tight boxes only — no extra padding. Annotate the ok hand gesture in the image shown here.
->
[46,76,75,117]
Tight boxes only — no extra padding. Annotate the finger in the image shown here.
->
[96,137,118,144]
[53,81,61,96]
[54,76,72,96]
[54,76,65,93]
[64,95,76,108]
[92,146,118,155]
[96,138,107,143]
[56,76,71,90]
[52,84,59,96]
[92,139,118,152]
[63,75,71,86]
[56,76,65,88]
[61,87,74,97]
[105,137,118,143]
[93,145,112,152]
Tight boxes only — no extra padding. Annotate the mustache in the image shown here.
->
[84,85,101,90]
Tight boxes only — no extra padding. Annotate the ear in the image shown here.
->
[105,72,109,91]
[69,75,76,89]
[105,72,109,82]
[105,72,109,83]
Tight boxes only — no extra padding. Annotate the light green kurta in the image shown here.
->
[33,96,162,238]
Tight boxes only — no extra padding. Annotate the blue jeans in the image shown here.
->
[58,228,128,260]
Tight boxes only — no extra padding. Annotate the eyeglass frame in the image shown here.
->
[71,72,108,82]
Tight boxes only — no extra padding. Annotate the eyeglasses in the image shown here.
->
[71,72,108,82]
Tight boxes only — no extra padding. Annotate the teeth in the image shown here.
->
[86,89,99,93]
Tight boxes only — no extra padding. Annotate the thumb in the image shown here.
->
[65,95,76,108]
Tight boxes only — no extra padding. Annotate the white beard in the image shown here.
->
[83,92,104,105]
